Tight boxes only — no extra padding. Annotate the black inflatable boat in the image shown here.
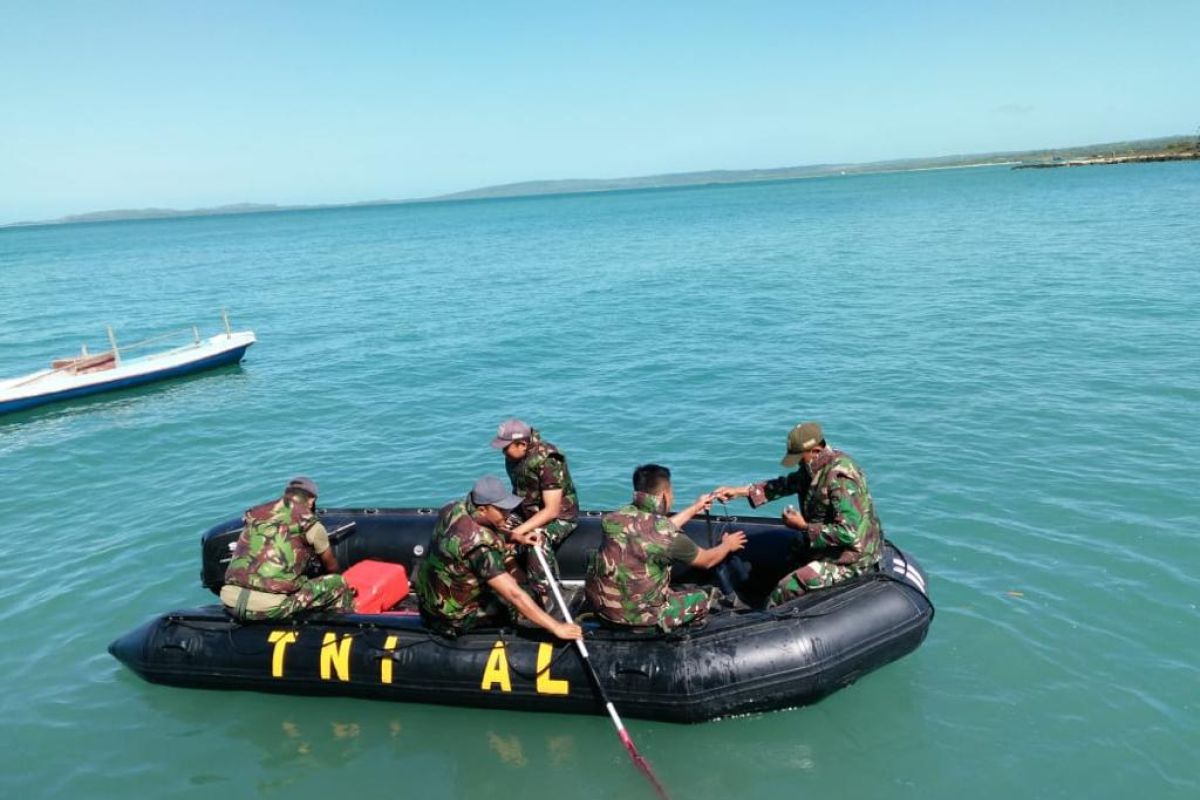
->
[109,508,933,723]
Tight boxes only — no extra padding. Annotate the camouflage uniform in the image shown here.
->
[584,492,711,632]
[506,431,579,604]
[221,498,354,621]
[748,449,883,604]
[416,497,519,636]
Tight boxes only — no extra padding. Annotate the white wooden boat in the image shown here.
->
[0,313,256,415]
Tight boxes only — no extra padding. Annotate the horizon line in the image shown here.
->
[3,132,1191,230]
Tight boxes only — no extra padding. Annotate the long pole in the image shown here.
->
[531,545,670,800]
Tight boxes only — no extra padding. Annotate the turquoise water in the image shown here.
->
[1,163,1197,798]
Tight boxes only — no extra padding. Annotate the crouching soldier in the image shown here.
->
[585,464,747,632]
[417,475,582,642]
[221,476,355,621]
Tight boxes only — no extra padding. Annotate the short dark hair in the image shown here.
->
[632,464,671,494]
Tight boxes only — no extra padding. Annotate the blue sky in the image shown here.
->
[1,1,1197,222]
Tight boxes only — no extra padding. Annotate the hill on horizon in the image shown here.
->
[5,134,1193,228]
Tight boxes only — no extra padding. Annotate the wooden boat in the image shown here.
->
[0,312,255,415]
[110,508,934,723]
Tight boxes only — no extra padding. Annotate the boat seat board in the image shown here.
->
[51,352,116,373]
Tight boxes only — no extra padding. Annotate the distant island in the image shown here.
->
[5,134,1197,229]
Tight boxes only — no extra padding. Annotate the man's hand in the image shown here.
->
[692,492,716,513]
[553,622,583,641]
[782,505,806,530]
[714,485,751,502]
[508,528,543,547]
[721,530,748,553]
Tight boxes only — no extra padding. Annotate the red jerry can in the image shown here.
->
[343,559,410,613]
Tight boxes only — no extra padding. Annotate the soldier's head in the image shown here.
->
[781,421,827,468]
[632,463,674,507]
[491,418,533,461]
[469,475,523,527]
[284,476,318,510]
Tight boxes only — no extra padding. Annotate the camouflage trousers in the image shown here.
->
[421,594,515,637]
[657,588,712,632]
[229,575,355,622]
[593,587,714,632]
[769,560,867,606]
[510,519,577,610]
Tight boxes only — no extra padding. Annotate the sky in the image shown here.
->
[1,0,1197,223]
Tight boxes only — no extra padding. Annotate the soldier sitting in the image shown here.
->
[221,476,355,621]
[491,418,580,611]
[416,476,582,641]
[716,421,884,605]
[584,464,746,632]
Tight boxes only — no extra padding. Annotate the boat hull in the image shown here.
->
[0,335,253,415]
[110,573,930,723]
[113,509,934,722]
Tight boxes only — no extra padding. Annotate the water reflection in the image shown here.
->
[126,658,939,797]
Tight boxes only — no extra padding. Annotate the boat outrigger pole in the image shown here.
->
[106,325,121,367]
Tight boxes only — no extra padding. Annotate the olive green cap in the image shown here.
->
[781,422,824,466]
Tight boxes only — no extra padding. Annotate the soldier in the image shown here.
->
[221,476,355,621]
[416,475,582,641]
[585,464,747,632]
[716,421,884,604]
[490,419,579,610]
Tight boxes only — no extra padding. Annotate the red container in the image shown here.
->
[343,560,410,613]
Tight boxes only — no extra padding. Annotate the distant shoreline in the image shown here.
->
[4,134,1195,230]
[1011,150,1199,170]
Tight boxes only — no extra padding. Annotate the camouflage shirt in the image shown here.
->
[505,431,579,523]
[224,498,326,594]
[584,492,700,627]
[416,497,510,625]
[749,449,883,569]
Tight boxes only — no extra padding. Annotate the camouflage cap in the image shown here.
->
[470,475,523,510]
[490,418,532,448]
[285,475,319,497]
[781,422,824,467]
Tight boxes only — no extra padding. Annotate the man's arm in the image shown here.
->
[717,472,804,508]
[319,548,341,574]
[690,530,748,570]
[486,573,582,641]
[781,475,870,554]
[510,488,563,537]
[670,492,714,528]
[809,476,871,554]
[308,522,342,573]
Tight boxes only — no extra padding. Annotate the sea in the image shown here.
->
[1,162,1197,799]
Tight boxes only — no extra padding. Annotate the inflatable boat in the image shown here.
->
[109,508,933,723]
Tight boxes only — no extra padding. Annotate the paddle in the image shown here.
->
[530,544,671,800]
